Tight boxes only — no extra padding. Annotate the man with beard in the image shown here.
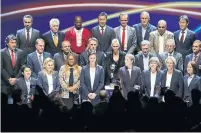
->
[65,16,91,54]
[53,40,79,71]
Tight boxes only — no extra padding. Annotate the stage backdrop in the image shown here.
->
[1,0,201,48]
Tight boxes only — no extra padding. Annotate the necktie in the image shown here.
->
[180,31,185,42]
[11,50,15,68]
[194,55,198,62]
[69,68,74,87]
[39,54,43,70]
[101,28,104,35]
[26,29,30,46]
[53,34,58,47]
[122,27,126,50]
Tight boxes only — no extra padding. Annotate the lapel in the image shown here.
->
[52,73,57,91]
[30,29,35,44]
[117,26,121,43]
[144,24,150,40]
[86,66,92,90]
[175,31,180,41]
[184,76,188,88]
[140,54,144,69]
[22,29,27,42]
[155,72,161,88]
[102,26,108,37]
[43,74,49,93]
[92,66,99,91]
[139,24,143,40]
[183,29,189,44]
[5,48,12,66]
[34,51,41,67]
[169,70,175,89]
[22,78,29,94]
[188,75,197,89]
[147,71,151,94]
[48,31,55,46]
[127,26,131,40]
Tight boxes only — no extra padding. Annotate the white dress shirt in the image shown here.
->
[99,26,106,34]
[25,28,32,39]
[120,26,128,50]
[143,54,149,70]
[25,78,31,94]
[179,28,187,42]
[128,68,132,78]
[158,35,165,54]
[187,74,194,87]
[150,72,157,97]
[166,72,172,88]
[36,51,43,64]
[47,74,53,94]
[142,26,147,40]
[74,28,83,47]
[90,68,96,90]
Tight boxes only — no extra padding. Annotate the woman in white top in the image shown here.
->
[37,58,60,96]
[161,56,184,98]
[80,52,105,105]
[141,57,163,98]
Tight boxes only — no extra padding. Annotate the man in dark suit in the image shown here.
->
[53,40,79,71]
[42,18,65,56]
[91,12,116,53]
[184,40,201,76]
[135,40,155,71]
[27,38,51,78]
[1,34,24,103]
[114,13,137,54]
[158,39,183,72]
[79,37,105,67]
[16,15,40,60]
[133,11,156,53]
[174,15,196,61]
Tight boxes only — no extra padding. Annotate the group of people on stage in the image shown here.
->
[1,11,201,109]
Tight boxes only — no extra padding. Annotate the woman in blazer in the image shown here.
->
[141,57,163,98]
[59,53,82,109]
[37,58,60,96]
[80,52,105,105]
[161,56,184,98]
[183,61,200,104]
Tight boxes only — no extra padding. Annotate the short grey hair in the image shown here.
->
[193,40,201,47]
[111,38,120,47]
[88,37,99,46]
[49,18,60,26]
[125,54,135,64]
[166,39,175,46]
[140,11,150,19]
[35,38,45,45]
[165,56,176,65]
[23,15,33,21]
[149,57,161,71]
[119,13,129,21]
[141,40,150,47]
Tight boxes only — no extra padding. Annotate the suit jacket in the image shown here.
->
[27,51,51,78]
[37,71,60,96]
[184,52,201,76]
[16,28,40,53]
[104,51,126,85]
[135,53,156,71]
[79,50,105,67]
[114,25,137,54]
[91,25,116,52]
[174,29,196,60]
[1,48,24,94]
[53,52,79,71]
[141,70,163,97]
[80,65,105,105]
[158,51,183,72]
[133,23,156,52]
[161,69,184,98]
[119,66,142,99]
[14,77,37,96]
[183,75,200,102]
[149,30,174,54]
[42,31,65,56]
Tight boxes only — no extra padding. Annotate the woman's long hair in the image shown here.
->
[42,58,56,75]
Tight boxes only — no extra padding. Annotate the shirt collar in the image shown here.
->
[36,51,43,57]
[157,30,167,36]
[189,74,194,79]
[168,51,174,56]
[51,31,58,36]
[180,28,188,33]
[193,52,200,57]
[120,25,127,30]
[99,25,106,30]
[24,27,32,32]
[74,28,83,32]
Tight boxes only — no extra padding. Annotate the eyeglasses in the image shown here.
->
[158,26,165,29]
[24,22,31,23]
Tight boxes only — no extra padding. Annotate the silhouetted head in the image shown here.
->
[99,90,108,102]
[164,89,176,103]
[191,89,201,104]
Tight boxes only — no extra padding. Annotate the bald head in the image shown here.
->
[157,20,167,35]
[74,16,82,30]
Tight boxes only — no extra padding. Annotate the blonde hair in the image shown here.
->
[42,58,55,75]
[63,54,81,77]
[149,57,161,71]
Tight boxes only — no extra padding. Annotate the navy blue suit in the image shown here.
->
[80,65,105,105]
[141,70,163,97]
[161,69,184,98]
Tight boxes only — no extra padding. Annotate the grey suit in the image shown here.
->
[79,50,105,67]
[91,25,116,53]
[174,29,196,61]
[16,28,40,54]
[1,48,24,95]
[14,77,37,96]
[141,70,163,97]
[37,71,60,96]
[42,31,65,56]
[133,23,156,52]
[161,69,184,98]
[149,30,174,54]
[119,66,142,99]
[80,65,105,105]
[183,75,200,103]
[27,51,51,78]
[135,53,156,71]
[53,52,79,71]
[158,51,183,72]
[114,25,137,54]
